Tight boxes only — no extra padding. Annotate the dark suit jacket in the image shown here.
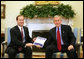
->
[45,24,76,48]
[6,25,32,51]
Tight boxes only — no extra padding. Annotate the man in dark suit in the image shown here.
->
[45,15,78,58]
[5,15,36,58]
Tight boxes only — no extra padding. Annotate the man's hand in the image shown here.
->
[35,45,41,48]
[25,43,34,47]
[32,37,37,42]
[68,45,74,51]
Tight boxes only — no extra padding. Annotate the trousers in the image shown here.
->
[45,45,78,58]
[6,47,32,58]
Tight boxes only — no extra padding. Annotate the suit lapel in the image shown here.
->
[23,26,26,38]
[61,25,65,41]
[53,27,56,41]
[16,25,22,40]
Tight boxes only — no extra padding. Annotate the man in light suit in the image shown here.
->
[5,15,37,58]
[45,15,78,58]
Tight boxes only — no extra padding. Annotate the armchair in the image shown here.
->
[1,28,24,58]
[52,28,83,58]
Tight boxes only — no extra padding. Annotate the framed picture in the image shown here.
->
[35,1,60,5]
[1,4,5,19]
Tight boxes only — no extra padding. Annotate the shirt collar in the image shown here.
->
[18,25,23,31]
[56,25,61,31]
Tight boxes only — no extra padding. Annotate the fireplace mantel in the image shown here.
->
[24,18,73,37]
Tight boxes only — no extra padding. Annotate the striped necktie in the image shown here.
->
[21,27,23,41]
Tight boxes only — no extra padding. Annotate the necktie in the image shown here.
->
[18,28,23,51]
[21,27,23,41]
[57,27,61,51]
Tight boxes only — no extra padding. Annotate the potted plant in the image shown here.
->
[20,4,76,19]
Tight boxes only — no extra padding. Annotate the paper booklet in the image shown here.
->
[33,36,47,48]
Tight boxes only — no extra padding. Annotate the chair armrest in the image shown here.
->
[2,41,7,46]
[75,42,83,58]
[1,41,7,58]
[81,42,83,45]
[75,42,83,47]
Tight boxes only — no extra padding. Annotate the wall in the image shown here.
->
[1,1,35,33]
[1,1,83,36]
[61,1,83,36]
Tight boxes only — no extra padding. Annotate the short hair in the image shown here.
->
[16,15,24,20]
[54,15,62,20]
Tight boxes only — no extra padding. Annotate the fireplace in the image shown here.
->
[25,17,73,52]
[32,30,50,52]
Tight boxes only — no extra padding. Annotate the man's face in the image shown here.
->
[17,16,24,27]
[53,16,62,27]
